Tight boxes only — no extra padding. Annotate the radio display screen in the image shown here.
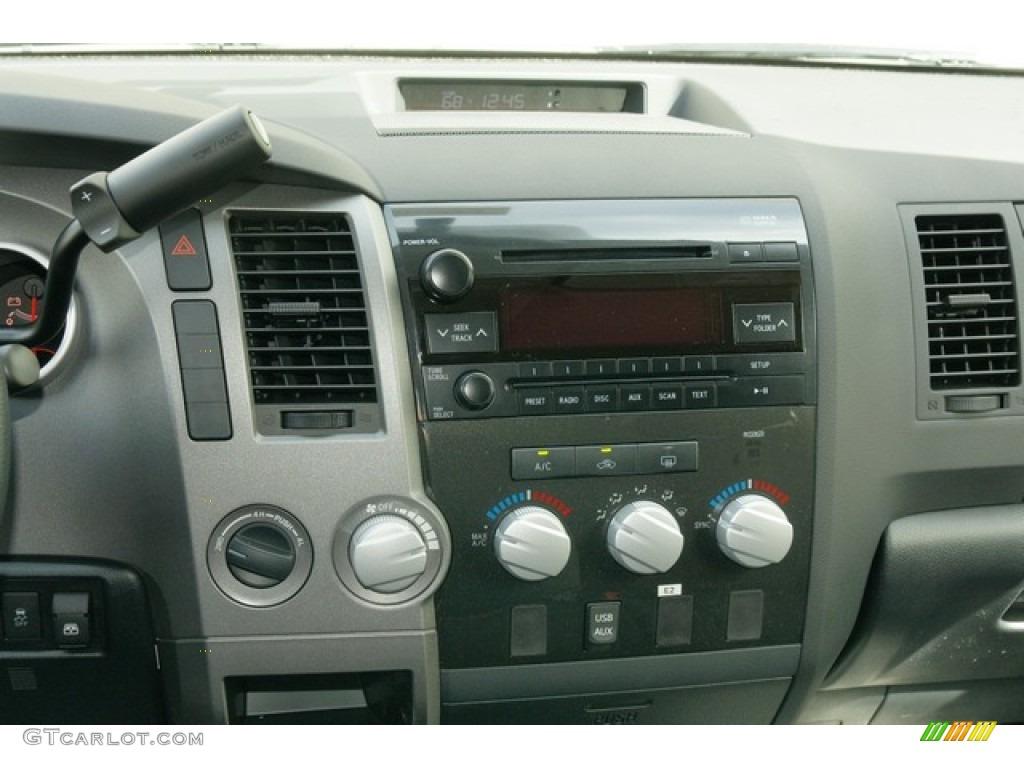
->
[500,283,722,353]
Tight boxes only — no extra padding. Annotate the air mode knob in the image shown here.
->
[494,506,572,581]
[606,500,685,574]
[716,495,793,568]
[349,515,429,593]
[420,248,474,303]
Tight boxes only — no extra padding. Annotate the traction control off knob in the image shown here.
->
[716,494,793,568]
[606,500,684,574]
[494,505,572,581]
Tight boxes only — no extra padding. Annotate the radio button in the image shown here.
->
[585,359,617,377]
[652,385,683,409]
[732,303,797,344]
[685,384,718,409]
[585,386,618,412]
[652,357,683,375]
[728,242,764,263]
[511,447,575,480]
[553,387,585,413]
[585,364,614,382]
[576,444,636,477]
[518,389,554,415]
[684,356,715,374]
[552,360,585,378]
[718,376,805,407]
[425,312,498,354]
[618,358,650,376]
[763,241,799,262]
[518,361,552,378]
[620,385,651,411]
[717,353,804,376]
[637,442,698,474]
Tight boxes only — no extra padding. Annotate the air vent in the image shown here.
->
[229,212,380,435]
[916,213,1020,390]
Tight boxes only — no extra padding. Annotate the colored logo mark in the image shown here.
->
[920,721,996,742]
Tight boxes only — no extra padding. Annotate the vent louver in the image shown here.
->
[229,212,379,432]
[917,213,1020,389]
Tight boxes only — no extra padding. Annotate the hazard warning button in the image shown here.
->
[159,208,212,291]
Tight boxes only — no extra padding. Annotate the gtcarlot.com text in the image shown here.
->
[23,730,203,747]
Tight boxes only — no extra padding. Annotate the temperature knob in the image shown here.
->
[606,501,684,574]
[716,495,793,568]
[349,515,429,593]
[494,506,572,581]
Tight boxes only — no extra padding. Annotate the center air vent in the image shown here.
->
[229,212,381,435]
[916,213,1020,390]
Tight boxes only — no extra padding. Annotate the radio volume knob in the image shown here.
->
[607,501,684,574]
[716,495,793,568]
[420,248,474,303]
[454,371,495,411]
[494,506,572,581]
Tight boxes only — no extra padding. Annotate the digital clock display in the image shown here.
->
[399,80,637,113]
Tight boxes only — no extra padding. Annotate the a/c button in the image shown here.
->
[511,447,576,480]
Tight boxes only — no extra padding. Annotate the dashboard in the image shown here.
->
[1,52,1024,725]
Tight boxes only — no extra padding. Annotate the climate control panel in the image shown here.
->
[425,406,813,669]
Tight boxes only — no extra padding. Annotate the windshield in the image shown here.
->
[5,0,1023,70]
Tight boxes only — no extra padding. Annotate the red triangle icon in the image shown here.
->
[171,235,198,256]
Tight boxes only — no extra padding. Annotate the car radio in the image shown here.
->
[387,199,817,723]
[388,199,814,422]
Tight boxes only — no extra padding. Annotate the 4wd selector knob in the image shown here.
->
[606,500,684,574]
[494,506,572,581]
[716,494,793,568]
[349,515,429,593]
[420,248,474,303]
[226,523,296,588]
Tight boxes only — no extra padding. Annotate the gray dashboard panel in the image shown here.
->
[2,53,1024,724]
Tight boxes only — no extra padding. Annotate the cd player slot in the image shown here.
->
[500,244,716,263]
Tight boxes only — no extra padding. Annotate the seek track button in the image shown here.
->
[425,312,498,354]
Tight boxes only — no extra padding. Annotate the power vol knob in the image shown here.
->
[493,505,572,581]
[420,248,474,303]
[606,500,685,574]
[716,494,793,568]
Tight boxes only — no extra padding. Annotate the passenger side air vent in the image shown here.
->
[228,212,382,435]
[916,213,1020,390]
